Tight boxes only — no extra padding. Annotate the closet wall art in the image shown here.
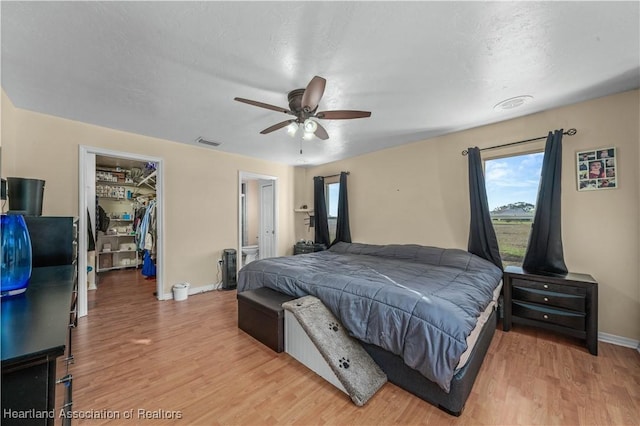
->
[576,147,617,191]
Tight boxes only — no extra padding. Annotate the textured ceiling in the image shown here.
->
[2,2,639,167]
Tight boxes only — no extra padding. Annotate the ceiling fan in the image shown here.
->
[234,76,371,140]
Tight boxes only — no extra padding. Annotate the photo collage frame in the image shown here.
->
[576,147,617,191]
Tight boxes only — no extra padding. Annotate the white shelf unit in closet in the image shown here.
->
[96,220,140,272]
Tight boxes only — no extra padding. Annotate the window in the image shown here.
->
[485,152,543,267]
[326,181,340,242]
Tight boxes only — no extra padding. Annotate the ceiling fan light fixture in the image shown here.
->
[302,131,315,141]
[303,118,318,134]
[287,122,299,136]
[493,95,533,111]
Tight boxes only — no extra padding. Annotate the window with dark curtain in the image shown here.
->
[467,147,503,270]
[522,130,568,275]
[313,176,330,247]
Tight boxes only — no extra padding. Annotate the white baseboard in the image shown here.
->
[598,332,640,353]
[163,283,221,300]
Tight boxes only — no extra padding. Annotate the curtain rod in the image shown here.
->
[316,171,350,179]
[461,128,577,156]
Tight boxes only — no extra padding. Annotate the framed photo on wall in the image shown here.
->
[576,147,617,191]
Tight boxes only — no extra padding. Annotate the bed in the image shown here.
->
[237,242,503,415]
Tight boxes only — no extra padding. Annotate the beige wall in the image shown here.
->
[1,90,18,176]
[293,167,311,241]
[1,89,297,295]
[297,90,640,341]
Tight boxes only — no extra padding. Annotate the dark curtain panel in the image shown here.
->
[313,176,330,247]
[522,130,568,274]
[467,147,503,270]
[332,172,352,246]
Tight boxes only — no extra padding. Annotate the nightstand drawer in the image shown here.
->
[511,278,586,296]
[513,301,585,330]
[513,286,585,312]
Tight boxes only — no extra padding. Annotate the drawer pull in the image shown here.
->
[543,284,549,289]
[543,297,549,302]
[543,314,549,319]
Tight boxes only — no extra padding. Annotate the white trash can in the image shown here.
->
[173,282,190,301]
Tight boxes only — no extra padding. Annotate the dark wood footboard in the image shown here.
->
[361,309,497,416]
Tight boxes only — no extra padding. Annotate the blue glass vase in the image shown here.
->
[1,214,32,297]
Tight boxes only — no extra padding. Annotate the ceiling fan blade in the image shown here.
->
[234,97,293,115]
[316,110,372,120]
[314,122,329,140]
[301,76,326,112]
[260,119,296,135]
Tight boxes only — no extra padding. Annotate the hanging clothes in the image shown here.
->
[137,199,157,277]
[136,200,156,254]
[87,209,96,252]
[96,204,110,232]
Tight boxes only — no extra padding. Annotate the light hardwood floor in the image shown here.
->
[67,269,640,425]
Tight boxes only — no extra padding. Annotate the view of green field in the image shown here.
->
[492,220,532,267]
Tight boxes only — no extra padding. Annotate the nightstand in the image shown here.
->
[502,265,598,355]
[293,242,326,255]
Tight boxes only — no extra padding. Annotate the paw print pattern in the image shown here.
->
[328,321,340,332]
[338,357,350,369]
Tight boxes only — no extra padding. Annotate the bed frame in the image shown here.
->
[239,285,497,416]
[360,309,497,416]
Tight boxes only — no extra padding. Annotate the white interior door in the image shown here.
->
[259,180,275,259]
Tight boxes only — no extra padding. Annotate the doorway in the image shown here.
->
[238,171,277,270]
[78,146,164,317]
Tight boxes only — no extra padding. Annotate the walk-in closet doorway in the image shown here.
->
[78,146,164,317]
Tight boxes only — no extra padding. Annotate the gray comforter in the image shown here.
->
[237,242,503,392]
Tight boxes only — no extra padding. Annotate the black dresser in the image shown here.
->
[1,216,78,425]
[502,265,598,355]
[1,266,76,425]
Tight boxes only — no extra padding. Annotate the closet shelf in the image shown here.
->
[97,195,134,200]
[136,170,157,190]
[96,180,138,187]
[99,249,138,254]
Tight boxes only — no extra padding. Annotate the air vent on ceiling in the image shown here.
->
[195,137,221,147]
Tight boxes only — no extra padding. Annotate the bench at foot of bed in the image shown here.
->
[237,288,296,352]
